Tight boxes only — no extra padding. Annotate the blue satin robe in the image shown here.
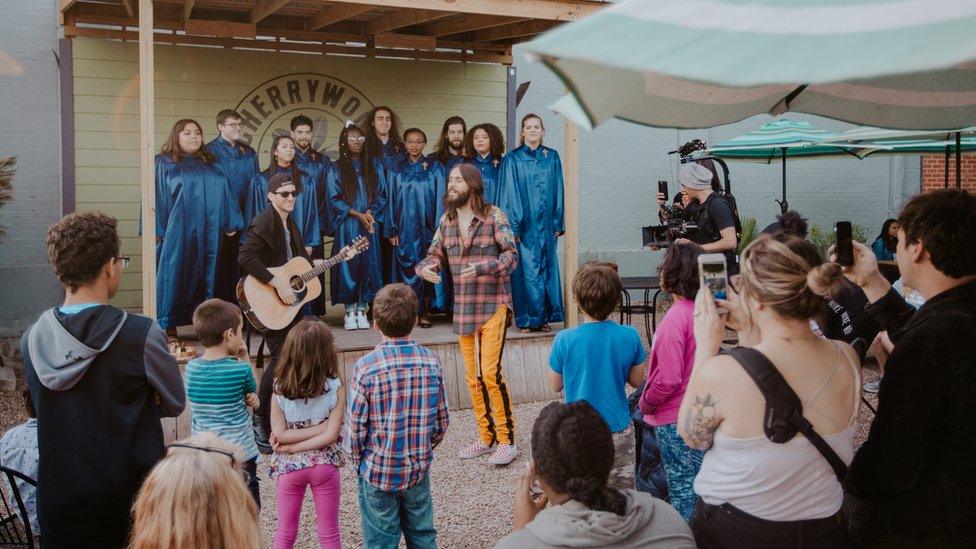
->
[378,140,407,174]
[155,153,244,329]
[244,166,320,247]
[500,144,565,328]
[384,156,442,301]
[326,158,388,305]
[294,147,333,238]
[205,137,259,212]
[470,153,504,208]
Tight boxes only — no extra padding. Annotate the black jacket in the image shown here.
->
[846,280,976,546]
[23,305,185,548]
[238,207,310,284]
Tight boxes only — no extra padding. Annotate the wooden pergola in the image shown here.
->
[59,0,605,327]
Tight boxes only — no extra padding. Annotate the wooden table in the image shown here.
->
[618,276,664,336]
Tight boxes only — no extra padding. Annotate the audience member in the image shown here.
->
[344,284,450,548]
[760,210,808,238]
[23,212,185,548]
[269,319,345,549]
[548,263,646,490]
[494,401,695,548]
[185,298,260,505]
[681,233,860,548]
[842,189,976,546]
[130,432,261,549]
[639,242,705,521]
[0,389,39,535]
[630,382,670,500]
[871,218,898,261]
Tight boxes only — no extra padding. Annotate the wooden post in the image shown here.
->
[139,0,156,319]
[563,118,579,328]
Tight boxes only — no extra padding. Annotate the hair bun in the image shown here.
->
[807,261,846,298]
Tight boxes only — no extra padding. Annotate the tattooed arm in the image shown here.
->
[677,355,729,451]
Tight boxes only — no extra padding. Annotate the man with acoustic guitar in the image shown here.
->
[239,172,325,452]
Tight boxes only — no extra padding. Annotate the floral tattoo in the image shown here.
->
[683,393,719,450]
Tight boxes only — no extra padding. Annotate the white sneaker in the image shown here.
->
[356,310,370,330]
[344,312,358,331]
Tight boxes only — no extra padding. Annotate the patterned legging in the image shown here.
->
[656,423,705,521]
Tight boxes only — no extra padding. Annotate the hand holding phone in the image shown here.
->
[698,253,729,301]
[658,180,669,201]
[835,221,854,267]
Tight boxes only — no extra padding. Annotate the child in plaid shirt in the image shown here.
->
[344,284,450,548]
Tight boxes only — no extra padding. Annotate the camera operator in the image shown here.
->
[669,163,737,257]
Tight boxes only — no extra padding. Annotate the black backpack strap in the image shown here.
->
[723,347,848,482]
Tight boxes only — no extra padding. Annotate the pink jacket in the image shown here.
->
[639,299,697,426]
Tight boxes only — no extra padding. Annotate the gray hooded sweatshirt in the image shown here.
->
[494,490,696,549]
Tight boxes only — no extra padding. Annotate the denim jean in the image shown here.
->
[358,474,437,549]
[634,419,670,501]
[655,423,704,521]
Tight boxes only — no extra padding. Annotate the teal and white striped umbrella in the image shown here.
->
[705,120,882,212]
[527,0,976,130]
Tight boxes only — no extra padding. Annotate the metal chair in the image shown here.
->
[0,465,37,548]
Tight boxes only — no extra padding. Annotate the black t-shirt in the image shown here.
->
[822,280,883,345]
[690,192,735,245]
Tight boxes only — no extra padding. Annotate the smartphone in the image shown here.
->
[698,253,728,300]
[658,180,669,201]
[835,221,854,267]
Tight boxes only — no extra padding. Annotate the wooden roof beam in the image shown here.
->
[308,4,373,31]
[251,0,293,24]
[418,14,522,37]
[120,0,135,18]
[365,9,452,35]
[321,0,603,22]
[466,19,560,42]
[183,0,195,24]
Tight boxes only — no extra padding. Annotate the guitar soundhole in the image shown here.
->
[289,275,306,293]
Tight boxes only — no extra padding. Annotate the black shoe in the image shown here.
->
[252,415,272,455]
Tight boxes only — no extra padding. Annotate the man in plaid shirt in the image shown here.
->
[344,283,450,548]
[418,163,520,466]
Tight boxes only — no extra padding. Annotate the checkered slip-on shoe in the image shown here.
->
[488,444,519,466]
[458,440,496,460]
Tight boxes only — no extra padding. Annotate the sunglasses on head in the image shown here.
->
[167,442,252,484]
[273,190,299,198]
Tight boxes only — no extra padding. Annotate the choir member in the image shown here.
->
[464,123,506,208]
[291,115,333,315]
[431,115,466,313]
[364,105,406,173]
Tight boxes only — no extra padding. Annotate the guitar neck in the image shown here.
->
[300,253,345,282]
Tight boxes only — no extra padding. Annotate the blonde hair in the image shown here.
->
[738,233,846,321]
[130,433,261,549]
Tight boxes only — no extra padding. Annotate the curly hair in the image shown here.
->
[659,241,704,299]
[531,401,627,515]
[464,123,505,161]
[46,211,120,290]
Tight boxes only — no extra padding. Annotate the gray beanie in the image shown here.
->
[679,162,713,191]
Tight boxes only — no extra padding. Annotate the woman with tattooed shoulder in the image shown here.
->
[678,233,860,548]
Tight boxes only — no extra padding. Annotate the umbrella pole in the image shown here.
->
[956,131,962,189]
[779,148,788,214]
[944,143,950,188]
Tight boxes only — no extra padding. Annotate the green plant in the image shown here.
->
[738,217,757,253]
[0,156,14,242]
[809,223,868,259]
[579,248,618,268]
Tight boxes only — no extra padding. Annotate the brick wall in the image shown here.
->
[921,153,976,193]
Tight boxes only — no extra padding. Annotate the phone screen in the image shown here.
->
[658,180,668,201]
[835,221,853,267]
[699,256,728,300]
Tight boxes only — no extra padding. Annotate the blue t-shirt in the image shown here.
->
[549,320,648,432]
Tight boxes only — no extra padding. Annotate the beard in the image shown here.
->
[449,138,463,151]
[445,188,471,209]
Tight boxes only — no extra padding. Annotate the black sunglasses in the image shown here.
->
[273,190,300,198]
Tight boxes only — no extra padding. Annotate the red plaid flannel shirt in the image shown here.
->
[419,206,519,335]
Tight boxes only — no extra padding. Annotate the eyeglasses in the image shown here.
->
[346,136,366,143]
[221,122,242,128]
[166,442,251,485]
[115,256,130,269]
[405,140,426,145]
[273,190,300,198]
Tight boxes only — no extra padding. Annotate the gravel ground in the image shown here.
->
[0,305,883,548]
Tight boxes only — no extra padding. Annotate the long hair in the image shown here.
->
[274,318,340,400]
[364,105,403,158]
[434,116,466,163]
[337,124,378,205]
[531,401,627,515]
[518,113,545,147]
[877,218,898,251]
[446,163,491,220]
[264,134,302,190]
[161,119,216,163]
[130,433,261,549]
[464,123,505,161]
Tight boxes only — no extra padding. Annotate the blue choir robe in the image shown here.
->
[500,144,565,328]
[244,165,321,248]
[430,153,466,313]
[378,140,407,174]
[294,147,333,238]
[470,153,504,208]
[384,155,442,301]
[205,137,259,212]
[326,158,388,305]
[155,153,244,329]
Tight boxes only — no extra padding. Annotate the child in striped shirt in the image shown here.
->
[186,299,260,506]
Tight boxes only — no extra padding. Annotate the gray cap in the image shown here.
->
[679,162,713,191]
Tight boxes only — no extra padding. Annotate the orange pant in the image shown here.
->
[458,305,515,446]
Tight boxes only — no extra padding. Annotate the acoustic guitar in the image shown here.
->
[237,236,369,332]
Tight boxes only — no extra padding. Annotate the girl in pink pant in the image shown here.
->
[269,319,346,549]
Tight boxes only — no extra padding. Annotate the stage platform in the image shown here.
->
[162,318,563,443]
